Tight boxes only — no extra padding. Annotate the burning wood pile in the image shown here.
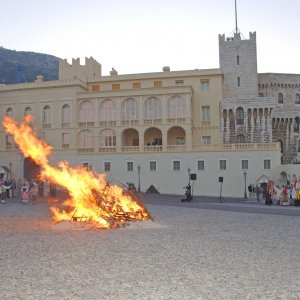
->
[3,115,150,229]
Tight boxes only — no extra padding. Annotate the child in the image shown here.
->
[29,184,38,204]
[1,184,6,204]
[21,189,29,204]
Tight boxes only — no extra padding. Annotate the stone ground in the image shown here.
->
[0,194,300,299]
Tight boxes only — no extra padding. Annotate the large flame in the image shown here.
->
[3,115,149,228]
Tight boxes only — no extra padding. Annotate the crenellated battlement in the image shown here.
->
[59,57,102,81]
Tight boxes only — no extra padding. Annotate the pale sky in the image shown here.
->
[1,0,300,76]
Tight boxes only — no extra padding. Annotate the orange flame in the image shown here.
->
[3,116,149,228]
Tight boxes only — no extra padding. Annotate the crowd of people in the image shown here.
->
[0,178,39,204]
[248,180,300,206]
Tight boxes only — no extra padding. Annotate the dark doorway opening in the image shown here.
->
[24,157,40,182]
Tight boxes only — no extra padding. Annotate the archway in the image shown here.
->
[23,157,40,182]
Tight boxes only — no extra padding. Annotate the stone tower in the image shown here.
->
[219,32,258,99]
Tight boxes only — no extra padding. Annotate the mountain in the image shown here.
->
[0,47,60,85]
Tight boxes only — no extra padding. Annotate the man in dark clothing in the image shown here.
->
[4,178,11,198]
[248,184,253,200]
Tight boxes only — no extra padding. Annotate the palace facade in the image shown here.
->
[0,30,299,197]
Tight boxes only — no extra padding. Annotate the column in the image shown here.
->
[116,97,121,126]
[185,93,190,120]
[94,98,99,126]
[162,132,167,151]
[162,95,167,124]
[185,131,192,151]
[139,131,144,152]
[139,96,143,125]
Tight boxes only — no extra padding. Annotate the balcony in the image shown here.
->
[121,146,139,153]
[144,146,163,152]
[99,147,117,153]
[77,148,95,154]
[79,122,94,128]
[62,123,70,128]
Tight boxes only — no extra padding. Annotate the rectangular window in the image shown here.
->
[133,83,140,89]
[127,162,133,171]
[263,159,271,170]
[219,159,227,170]
[6,135,13,145]
[176,80,184,86]
[154,81,162,87]
[92,85,99,91]
[62,133,70,145]
[173,160,181,171]
[175,137,184,145]
[238,77,240,87]
[237,55,240,65]
[149,161,156,171]
[241,160,248,170]
[202,136,211,145]
[197,160,205,170]
[104,162,111,172]
[202,106,210,124]
[201,79,209,90]
[112,84,120,90]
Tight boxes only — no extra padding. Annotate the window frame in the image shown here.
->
[202,136,211,145]
[126,161,134,172]
[104,161,111,172]
[144,97,161,119]
[201,80,209,90]
[197,159,205,171]
[240,158,249,170]
[149,160,157,171]
[263,158,272,170]
[167,96,186,118]
[218,158,228,170]
[278,93,283,104]
[172,159,181,171]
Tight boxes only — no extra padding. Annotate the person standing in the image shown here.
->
[16,178,22,198]
[1,184,6,204]
[30,184,38,204]
[11,178,16,198]
[248,183,253,200]
[255,184,260,201]
[4,178,10,198]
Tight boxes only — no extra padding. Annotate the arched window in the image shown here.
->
[237,135,245,143]
[62,104,70,123]
[294,117,300,133]
[24,107,32,116]
[99,129,116,146]
[295,94,300,104]
[167,96,185,118]
[278,93,283,103]
[79,101,95,122]
[100,100,116,121]
[78,130,94,148]
[43,106,51,125]
[6,108,14,118]
[236,107,244,125]
[258,93,264,97]
[122,98,138,120]
[144,97,161,119]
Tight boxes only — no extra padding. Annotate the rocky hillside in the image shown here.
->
[0,47,60,85]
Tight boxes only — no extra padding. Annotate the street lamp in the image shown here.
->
[9,162,12,176]
[137,165,141,192]
[243,171,247,199]
[187,167,191,185]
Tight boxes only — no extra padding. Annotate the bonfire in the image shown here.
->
[3,115,149,229]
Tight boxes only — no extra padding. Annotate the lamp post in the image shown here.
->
[187,167,191,185]
[137,165,141,192]
[9,162,12,177]
[243,171,247,199]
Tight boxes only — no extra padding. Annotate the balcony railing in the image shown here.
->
[77,148,95,153]
[167,118,185,124]
[79,122,94,128]
[192,142,279,152]
[144,146,163,152]
[62,123,70,128]
[99,147,117,153]
[167,145,186,151]
[144,119,162,125]
[121,146,139,152]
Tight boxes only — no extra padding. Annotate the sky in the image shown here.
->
[1,0,300,76]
